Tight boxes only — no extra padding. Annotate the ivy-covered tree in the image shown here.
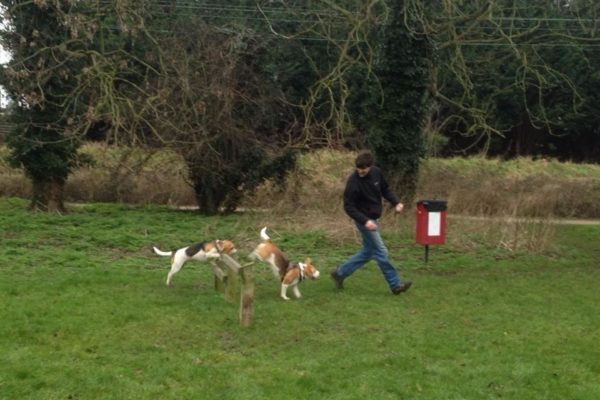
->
[0,1,87,211]
[359,2,432,202]
[0,1,139,211]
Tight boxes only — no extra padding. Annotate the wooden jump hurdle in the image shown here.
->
[213,254,254,327]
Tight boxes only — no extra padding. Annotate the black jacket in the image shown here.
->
[343,166,400,225]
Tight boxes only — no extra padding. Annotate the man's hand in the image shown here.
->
[395,202,404,213]
[365,220,377,231]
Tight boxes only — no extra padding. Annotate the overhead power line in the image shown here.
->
[94,0,356,18]
[455,42,600,47]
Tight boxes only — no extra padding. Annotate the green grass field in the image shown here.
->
[1,198,599,399]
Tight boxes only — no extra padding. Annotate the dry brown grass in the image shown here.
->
[244,150,352,213]
[445,216,557,253]
[2,145,599,252]
[73,144,196,205]
[418,157,600,219]
[414,156,600,252]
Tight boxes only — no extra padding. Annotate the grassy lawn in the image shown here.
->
[1,198,599,399]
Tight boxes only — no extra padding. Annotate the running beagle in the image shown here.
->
[153,240,237,286]
[250,227,320,300]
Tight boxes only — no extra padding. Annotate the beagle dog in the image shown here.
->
[251,227,320,300]
[153,240,237,286]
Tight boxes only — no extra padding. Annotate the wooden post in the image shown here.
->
[212,263,227,293]
[219,254,240,273]
[215,257,238,303]
[215,255,254,327]
[239,264,254,327]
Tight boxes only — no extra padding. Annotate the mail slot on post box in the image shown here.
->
[416,200,447,263]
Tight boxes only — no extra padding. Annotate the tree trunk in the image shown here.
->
[506,116,543,158]
[389,169,418,206]
[30,177,66,213]
[193,182,221,215]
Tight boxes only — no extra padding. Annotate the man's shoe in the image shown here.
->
[392,281,412,295]
[330,269,344,289]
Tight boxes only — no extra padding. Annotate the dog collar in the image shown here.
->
[298,262,306,281]
[285,262,306,282]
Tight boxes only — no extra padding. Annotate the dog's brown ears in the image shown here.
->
[305,257,312,265]
[217,240,236,254]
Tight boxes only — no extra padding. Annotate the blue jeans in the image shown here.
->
[337,221,402,289]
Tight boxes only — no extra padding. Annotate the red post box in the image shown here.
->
[416,200,447,263]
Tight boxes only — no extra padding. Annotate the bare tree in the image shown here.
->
[402,0,600,156]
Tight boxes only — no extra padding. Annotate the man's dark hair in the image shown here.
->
[355,151,374,168]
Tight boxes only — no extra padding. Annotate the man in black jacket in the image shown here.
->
[331,151,412,295]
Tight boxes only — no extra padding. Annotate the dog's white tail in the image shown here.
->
[152,246,173,257]
[260,227,270,241]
